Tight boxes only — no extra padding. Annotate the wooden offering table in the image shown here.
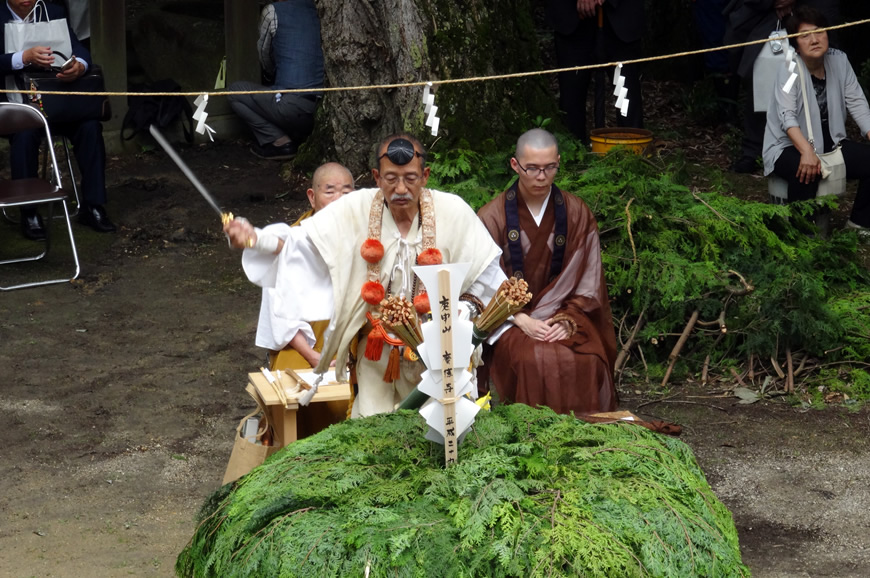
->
[247,370,352,447]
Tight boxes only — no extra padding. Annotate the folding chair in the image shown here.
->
[0,102,80,291]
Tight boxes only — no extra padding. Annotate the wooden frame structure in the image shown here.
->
[89,0,259,131]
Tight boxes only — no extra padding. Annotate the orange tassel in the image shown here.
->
[364,326,384,361]
[383,345,400,382]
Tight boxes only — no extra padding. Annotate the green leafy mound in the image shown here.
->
[177,406,748,577]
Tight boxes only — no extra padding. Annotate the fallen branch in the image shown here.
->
[794,354,808,377]
[637,344,650,381]
[770,354,786,379]
[615,308,646,374]
[729,367,748,388]
[661,310,700,389]
[625,198,637,264]
[726,269,755,296]
[692,188,739,227]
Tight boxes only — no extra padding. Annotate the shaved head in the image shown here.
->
[312,162,353,190]
[515,128,559,160]
[307,162,355,212]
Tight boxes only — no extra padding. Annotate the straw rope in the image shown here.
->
[0,19,866,98]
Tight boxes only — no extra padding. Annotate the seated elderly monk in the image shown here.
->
[252,162,353,433]
[478,128,617,414]
[256,162,355,371]
[225,134,505,417]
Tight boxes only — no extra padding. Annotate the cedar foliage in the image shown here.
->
[428,143,870,390]
[177,406,748,577]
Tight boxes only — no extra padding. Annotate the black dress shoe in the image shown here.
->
[21,210,46,241]
[78,205,117,233]
[250,140,298,160]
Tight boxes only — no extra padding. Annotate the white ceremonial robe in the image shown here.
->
[241,188,505,416]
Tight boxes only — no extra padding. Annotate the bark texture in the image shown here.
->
[306,0,555,175]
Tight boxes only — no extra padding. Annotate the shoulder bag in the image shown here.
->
[797,59,846,198]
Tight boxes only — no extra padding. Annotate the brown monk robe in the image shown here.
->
[477,182,618,414]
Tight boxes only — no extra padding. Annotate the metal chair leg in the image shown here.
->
[60,136,81,215]
[0,199,81,291]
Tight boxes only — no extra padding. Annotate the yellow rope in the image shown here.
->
[2,19,867,98]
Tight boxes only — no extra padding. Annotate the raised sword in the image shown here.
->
[148,124,235,225]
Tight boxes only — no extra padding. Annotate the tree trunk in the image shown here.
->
[305,0,555,176]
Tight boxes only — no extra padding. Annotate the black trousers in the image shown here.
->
[553,16,643,143]
[11,118,107,207]
[773,140,870,227]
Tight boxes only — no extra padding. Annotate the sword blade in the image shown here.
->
[148,124,225,219]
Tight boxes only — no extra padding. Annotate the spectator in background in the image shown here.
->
[227,0,323,160]
[2,0,114,239]
[762,6,870,236]
[545,0,645,145]
[693,0,738,123]
[725,0,841,173]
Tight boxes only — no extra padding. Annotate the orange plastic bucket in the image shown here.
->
[589,128,654,155]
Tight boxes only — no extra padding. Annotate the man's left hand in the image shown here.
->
[55,59,85,82]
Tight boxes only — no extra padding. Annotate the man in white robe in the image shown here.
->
[225,134,505,417]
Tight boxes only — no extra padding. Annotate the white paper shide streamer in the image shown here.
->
[193,94,217,141]
[612,63,629,117]
[778,45,798,94]
[423,83,440,136]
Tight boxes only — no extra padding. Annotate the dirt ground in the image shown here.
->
[1,133,870,578]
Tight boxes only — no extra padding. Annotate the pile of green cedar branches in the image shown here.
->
[428,140,870,401]
[177,405,748,577]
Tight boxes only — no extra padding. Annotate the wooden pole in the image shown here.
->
[89,0,127,130]
[437,269,458,466]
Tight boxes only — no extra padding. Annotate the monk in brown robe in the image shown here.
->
[478,129,617,414]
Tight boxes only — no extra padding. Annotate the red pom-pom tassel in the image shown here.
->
[361,239,384,263]
[417,248,443,266]
[361,281,385,305]
[413,293,430,315]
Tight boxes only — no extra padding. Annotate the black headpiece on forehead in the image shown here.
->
[379,138,424,165]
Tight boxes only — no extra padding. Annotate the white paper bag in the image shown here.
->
[752,29,789,113]
[4,0,73,103]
